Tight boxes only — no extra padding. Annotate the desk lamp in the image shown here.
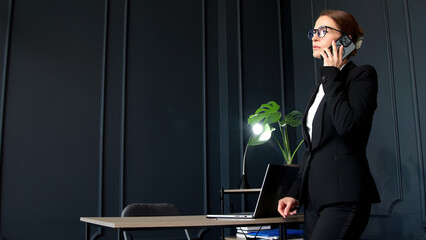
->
[239,123,272,189]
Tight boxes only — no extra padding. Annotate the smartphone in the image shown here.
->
[330,35,356,59]
[321,35,356,60]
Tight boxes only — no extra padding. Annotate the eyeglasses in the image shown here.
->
[307,26,346,40]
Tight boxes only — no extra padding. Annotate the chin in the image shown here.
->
[312,50,321,59]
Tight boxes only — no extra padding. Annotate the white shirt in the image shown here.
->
[306,84,324,141]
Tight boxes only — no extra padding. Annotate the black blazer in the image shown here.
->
[287,61,381,208]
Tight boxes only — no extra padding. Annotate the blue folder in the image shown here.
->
[245,228,303,238]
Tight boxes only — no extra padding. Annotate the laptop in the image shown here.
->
[206,164,299,219]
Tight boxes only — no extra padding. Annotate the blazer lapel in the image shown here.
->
[311,98,325,150]
[302,82,323,150]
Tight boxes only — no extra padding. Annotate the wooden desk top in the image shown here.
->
[223,188,261,193]
[80,215,304,229]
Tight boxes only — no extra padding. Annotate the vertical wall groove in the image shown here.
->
[201,0,208,214]
[236,0,244,181]
[92,0,109,239]
[218,0,230,189]
[310,0,318,84]
[376,0,403,216]
[403,0,426,226]
[277,0,285,113]
[0,0,13,238]
[120,0,129,213]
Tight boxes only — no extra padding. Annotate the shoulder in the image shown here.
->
[346,62,377,76]
[345,62,378,82]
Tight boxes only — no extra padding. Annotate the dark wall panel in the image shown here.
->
[240,0,289,189]
[0,0,105,239]
[213,0,299,208]
[125,0,205,214]
[0,0,210,239]
[409,0,426,231]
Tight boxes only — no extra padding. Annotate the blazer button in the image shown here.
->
[321,76,326,83]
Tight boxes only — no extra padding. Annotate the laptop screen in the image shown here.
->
[252,164,299,218]
[206,164,299,219]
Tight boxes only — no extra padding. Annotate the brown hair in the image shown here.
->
[320,10,363,56]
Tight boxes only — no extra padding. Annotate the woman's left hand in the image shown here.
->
[320,40,347,69]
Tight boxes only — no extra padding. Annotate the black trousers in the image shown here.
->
[304,197,372,240]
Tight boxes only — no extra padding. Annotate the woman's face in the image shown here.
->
[312,16,343,59]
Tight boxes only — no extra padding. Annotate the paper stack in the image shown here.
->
[235,227,303,239]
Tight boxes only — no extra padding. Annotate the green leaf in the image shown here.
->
[248,101,282,126]
[280,110,303,127]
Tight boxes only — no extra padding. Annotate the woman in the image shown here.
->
[277,10,380,239]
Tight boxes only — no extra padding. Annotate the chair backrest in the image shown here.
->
[121,203,191,240]
[122,203,182,217]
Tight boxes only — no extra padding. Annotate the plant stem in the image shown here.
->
[273,133,285,156]
[284,125,292,164]
[278,123,288,164]
[290,139,304,162]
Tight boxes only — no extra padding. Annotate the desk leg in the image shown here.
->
[279,224,287,240]
[220,188,224,240]
[117,229,123,240]
[85,223,90,240]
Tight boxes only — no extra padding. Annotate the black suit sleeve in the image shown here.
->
[321,65,378,136]
[286,167,302,200]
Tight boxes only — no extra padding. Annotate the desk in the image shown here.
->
[81,215,304,240]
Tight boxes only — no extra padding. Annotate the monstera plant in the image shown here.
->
[247,101,304,165]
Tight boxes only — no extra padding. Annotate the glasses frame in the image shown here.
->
[308,25,346,40]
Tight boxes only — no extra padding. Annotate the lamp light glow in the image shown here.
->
[259,131,271,141]
[252,123,264,135]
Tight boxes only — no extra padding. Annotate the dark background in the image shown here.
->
[0,0,424,239]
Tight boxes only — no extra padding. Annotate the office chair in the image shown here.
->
[121,203,207,240]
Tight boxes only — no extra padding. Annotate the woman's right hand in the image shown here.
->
[320,40,347,69]
[277,197,299,218]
